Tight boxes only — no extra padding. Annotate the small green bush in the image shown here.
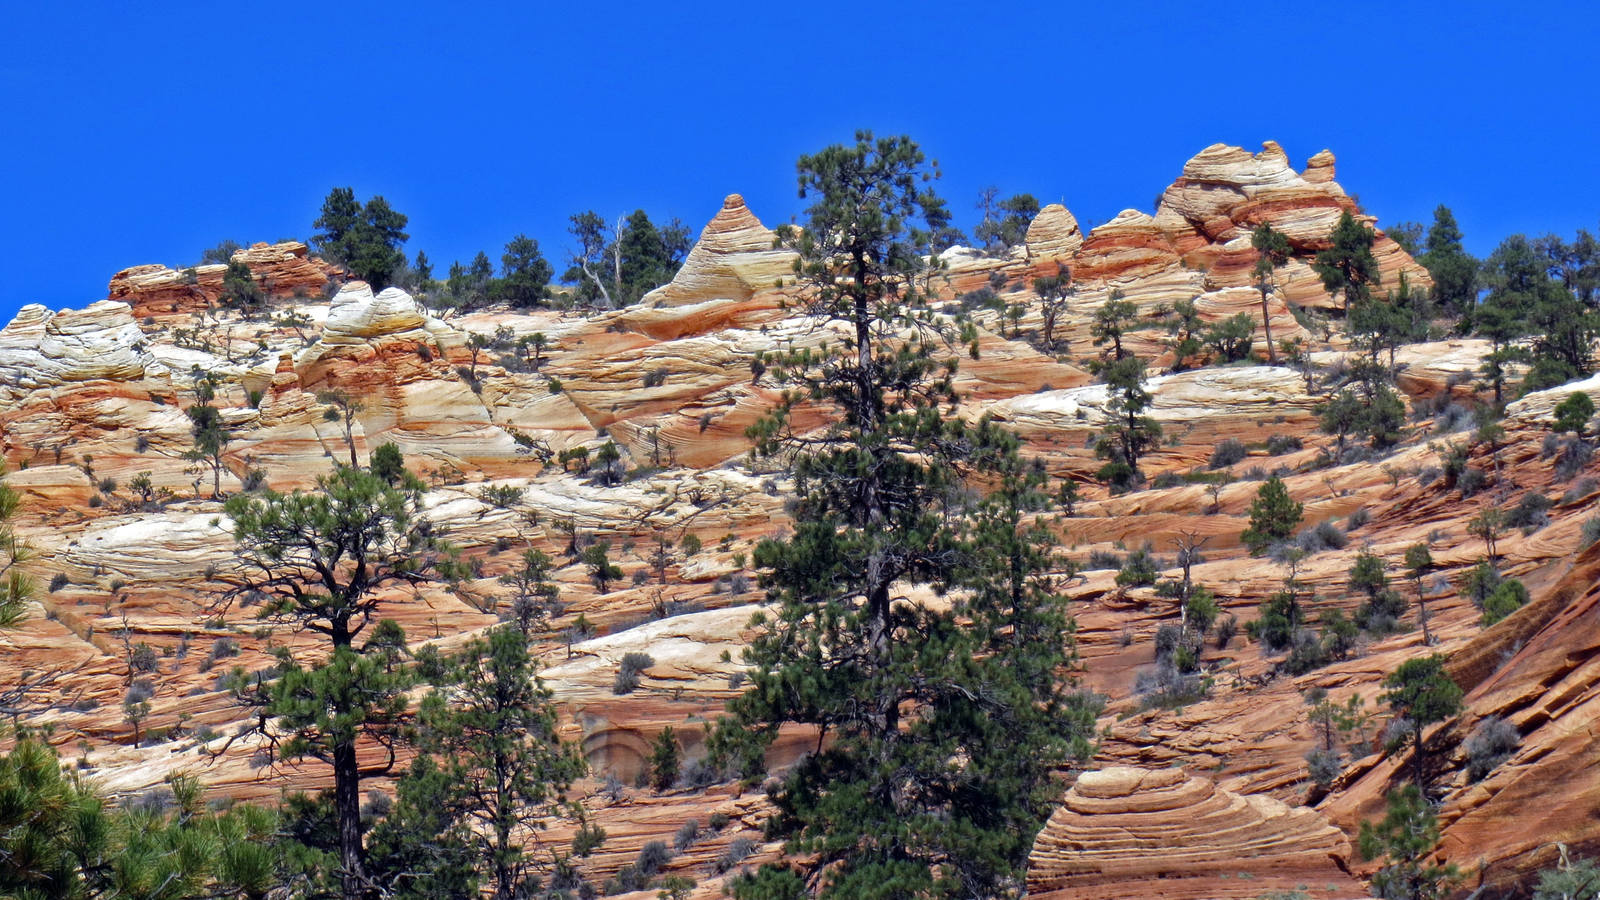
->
[1209,438,1248,470]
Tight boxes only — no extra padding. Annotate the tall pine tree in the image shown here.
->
[709,132,1093,900]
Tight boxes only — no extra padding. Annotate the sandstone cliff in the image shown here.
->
[0,141,1590,897]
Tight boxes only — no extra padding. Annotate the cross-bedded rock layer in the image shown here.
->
[1,141,1593,897]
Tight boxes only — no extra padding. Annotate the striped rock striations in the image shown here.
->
[5,139,1594,897]
[1027,767,1364,899]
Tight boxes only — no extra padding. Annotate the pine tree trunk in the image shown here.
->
[334,738,365,900]
[1259,286,1276,364]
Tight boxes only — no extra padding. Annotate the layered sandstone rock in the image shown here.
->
[0,301,149,398]
[641,194,797,307]
[1023,202,1084,264]
[106,241,339,319]
[6,139,1583,899]
[1027,767,1364,899]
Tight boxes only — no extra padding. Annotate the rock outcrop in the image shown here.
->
[4,139,1590,898]
[641,194,797,307]
[0,301,149,398]
[1027,767,1365,899]
[106,240,340,319]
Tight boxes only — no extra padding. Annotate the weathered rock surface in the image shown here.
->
[106,241,341,319]
[4,139,1593,898]
[0,301,149,398]
[1027,766,1364,899]
[642,194,797,307]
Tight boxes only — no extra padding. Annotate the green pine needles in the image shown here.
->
[708,132,1099,900]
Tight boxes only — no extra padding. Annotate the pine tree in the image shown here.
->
[408,625,591,900]
[709,132,1088,899]
[1251,224,1291,362]
[1313,210,1380,314]
[0,465,32,630]
[222,463,458,900]
[1358,784,1460,900]
[564,211,615,308]
[1032,266,1073,352]
[648,726,680,792]
[412,251,434,296]
[184,375,230,498]
[1095,355,1161,492]
[1553,391,1596,436]
[1240,475,1302,555]
[220,259,264,314]
[1381,654,1463,788]
[312,188,410,290]
[500,234,552,308]
[1163,298,1204,371]
[1403,543,1436,645]
[616,209,687,304]
[973,191,1039,255]
[1419,205,1477,327]
[1091,289,1139,360]
[317,388,365,468]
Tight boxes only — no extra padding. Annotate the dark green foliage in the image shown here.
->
[1348,550,1406,632]
[583,541,623,593]
[219,259,264,314]
[1,468,32,628]
[1553,391,1595,436]
[223,464,458,900]
[499,234,553,308]
[1386,221,1424,256]
[1382,655,1463,788]
[312,187,410,289]
[1418,206,1477,325]
[200,239,244,265]
[1534,855,1600,900]
[1240,476,1302,555]
[1114,544,1159,587]
[1203,312,1255,363]
[1358,785,1460,900]
[616,209,690,304]
[1505,491,1553,533]
[1163,297,1204,370]
[562,209,691,307]
[1313,210,1380,312]
[403,625,591,900]
[498,548,562,634]
[0,741,287,900]
[1249,589,1301,654]
[709,134,1096,900]
[1478,233,1600,399]
[648,726,680,792]
[184,378,230,499]
[364,755,477,900]
[1251,224,1292,362]
[974,190,1039,255]
[1091,290,1139,361]
[1480,578,1528,626]
[369,442,406,486]
[1349,289,1414,367]
[1316,367,1406,454]
[1094,355,1161,491]
[1033,267,1073,352]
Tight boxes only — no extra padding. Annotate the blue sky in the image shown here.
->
[2,1,1597,322]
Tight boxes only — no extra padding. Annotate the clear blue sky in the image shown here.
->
[3,1,1597,322]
